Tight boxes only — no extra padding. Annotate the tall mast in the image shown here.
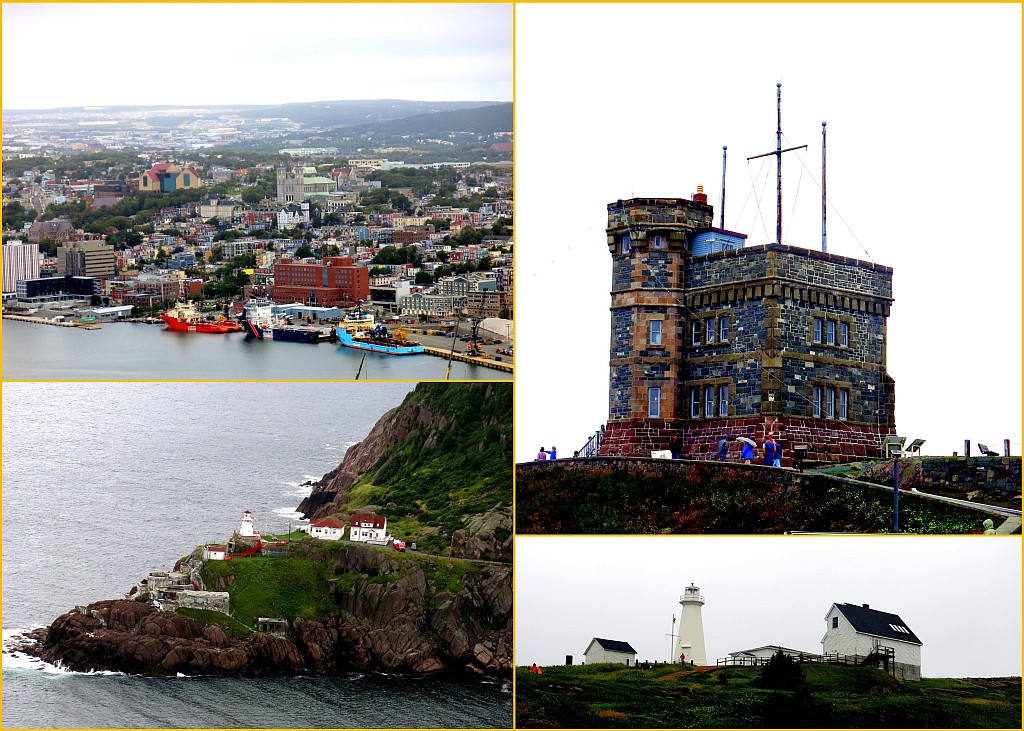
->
[719,146,727,229]
[821,121,827,253]
[748,83,807,244]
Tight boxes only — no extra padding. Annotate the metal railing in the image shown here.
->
[575,427,605,458]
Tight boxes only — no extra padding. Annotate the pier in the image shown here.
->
[2,314,101,329]
[423,346,512,373]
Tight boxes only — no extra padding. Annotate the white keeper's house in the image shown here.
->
[308,517,346,541]
[822,602,923,680]
[349,513,388,543]
[583,637,638,667]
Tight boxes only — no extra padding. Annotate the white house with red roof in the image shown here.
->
[350,513,388,543]
[308,517,346,541]
[203,545,227,561]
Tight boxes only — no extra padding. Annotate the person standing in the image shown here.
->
[763,436,776,466]
[546,446,557,460]
[536,447,548,461]
[741,440,754,464]
[772,442,783,468]
[716,435,730,461]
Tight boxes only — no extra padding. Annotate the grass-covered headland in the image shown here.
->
[515,662,1021,728]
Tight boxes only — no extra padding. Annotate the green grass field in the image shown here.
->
[515,662,1021,728]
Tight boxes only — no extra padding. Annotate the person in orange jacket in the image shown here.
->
[529,663,543,674]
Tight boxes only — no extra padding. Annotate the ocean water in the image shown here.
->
[0,319,511,381]
[1,383,512,728]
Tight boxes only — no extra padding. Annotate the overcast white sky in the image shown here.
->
[515,3,1022,461]
[1,4,511,108]
[516,536,1022,678]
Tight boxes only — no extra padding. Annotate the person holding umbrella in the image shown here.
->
[737,436,756,463]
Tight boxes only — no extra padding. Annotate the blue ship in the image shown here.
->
[335,324,425,355]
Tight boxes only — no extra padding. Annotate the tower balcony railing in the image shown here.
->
[680,593,705,603]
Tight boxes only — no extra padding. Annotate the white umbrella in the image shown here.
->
[736,436,757,447]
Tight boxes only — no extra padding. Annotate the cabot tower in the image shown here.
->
[601,190,897,463]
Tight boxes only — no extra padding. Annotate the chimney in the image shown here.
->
[862,603,869,608]
[693,184,708,203]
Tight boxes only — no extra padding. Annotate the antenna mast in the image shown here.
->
[747,83,807,244]
[821,121,827,253]
[719,146,727,229]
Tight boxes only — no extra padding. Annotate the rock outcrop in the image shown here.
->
[297,382,512,561]
[20,544,511,678]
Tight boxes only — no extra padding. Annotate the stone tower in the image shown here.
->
[276,166,303,202]
[602,193,896,463]
[673,583,707,666]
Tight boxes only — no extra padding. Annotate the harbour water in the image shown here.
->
[0,319,511,381]
[1,382,512,728]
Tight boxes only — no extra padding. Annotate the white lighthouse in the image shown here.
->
[673,583,707,666]
[238,510,258,537]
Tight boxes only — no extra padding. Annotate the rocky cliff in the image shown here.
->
[20,543,511,678]
[298,382,512,560]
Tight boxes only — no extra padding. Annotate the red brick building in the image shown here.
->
[271,257,369,307]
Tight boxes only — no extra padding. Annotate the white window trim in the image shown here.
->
[649,319,663,346]
[719,317,729,342]
[648,387,661,418]
[691,320,700,346]
[706,318,715,343]
[813,386,822,418]
[718,384,729,416]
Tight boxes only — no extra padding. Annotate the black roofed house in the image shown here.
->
[822,602,923,680]
[584,637,638,666]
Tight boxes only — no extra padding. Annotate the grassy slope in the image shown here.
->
[516,464,985,534]
[515,663,1021,728]
[194,540,491,633]
[338,382,512,548]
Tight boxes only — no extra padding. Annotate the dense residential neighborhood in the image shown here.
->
[1,102,513,326]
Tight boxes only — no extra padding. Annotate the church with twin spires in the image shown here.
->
[600,192,897,463]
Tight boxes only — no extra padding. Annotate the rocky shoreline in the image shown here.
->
[15,543,511,679]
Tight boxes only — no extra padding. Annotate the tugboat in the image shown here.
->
[160,301,242,333]
[335,322,425,355]
[238,297,276,338]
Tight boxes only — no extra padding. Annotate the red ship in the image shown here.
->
[159,301,242,333]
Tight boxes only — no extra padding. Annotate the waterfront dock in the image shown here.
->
[423,346,513,373]
[2,314,101,329]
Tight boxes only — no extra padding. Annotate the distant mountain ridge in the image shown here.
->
[2,99,506,128]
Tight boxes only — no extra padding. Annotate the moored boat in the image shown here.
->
[272,324,332,344]
[160,302,242,333]
[341,304,376,332]
[238,297,276,338]
[335,323,424,355]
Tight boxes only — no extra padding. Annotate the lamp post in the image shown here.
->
[893,454,900,534]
